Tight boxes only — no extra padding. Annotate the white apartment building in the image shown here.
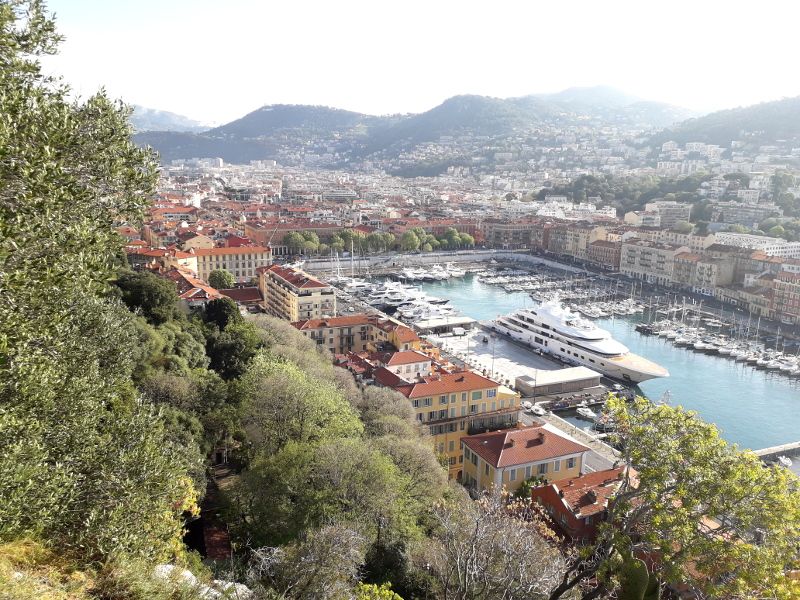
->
[620,241,690,286]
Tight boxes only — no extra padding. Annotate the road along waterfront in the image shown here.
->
[416,274,800,451]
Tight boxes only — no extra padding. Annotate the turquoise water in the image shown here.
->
[417,275,800,450]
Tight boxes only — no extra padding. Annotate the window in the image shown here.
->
[509,469,516,482]
[464,448,470,460]
[525,466,532,479]
[438,409,447,419]
[424,398,432,407]
[428,411,435,421]
[461,406,467,416]
[449,457,456,466]
[567,458,576,469]
[416,414,423,422]
[471,391,482,401]
[553,460,561,472]
[470,404,477,414]
[484,464,490,476]
[487,389,496,398]
[412,399,420,408]
[450,394,457,403]
[448,440,455,452]
[491,401,496,411]
[500,399,506,409]
[538,463,547,475]
[461,392,467,402]
[450,408,456,418]
[440,395,448,405]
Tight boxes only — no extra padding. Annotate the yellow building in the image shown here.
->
[393,371,520,480]
[461,424,588,493]
[293,314,378,354]
[193,246,272,283]
[259,264,336,322]
[291,313,437,357]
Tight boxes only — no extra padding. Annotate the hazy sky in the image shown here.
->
[42,0,800,125]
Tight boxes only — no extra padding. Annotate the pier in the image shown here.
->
[754,441,800,461]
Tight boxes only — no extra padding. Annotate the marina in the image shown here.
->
[412,271,800,451]
[324,262,800,450]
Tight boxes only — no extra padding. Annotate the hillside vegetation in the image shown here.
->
[134,87,695,165]
[651,96,800,146]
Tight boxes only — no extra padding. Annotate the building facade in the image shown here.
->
[394,371,520,480]
[193,246,272,283]
[259,264,336,321]
[461,424,587,493]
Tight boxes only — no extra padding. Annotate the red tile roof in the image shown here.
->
[193,246,271,256]
[219,287,262,303]
[264,264,329,289]
[548,467,626,517]
[462,425,588,468]
[373,366,408,388]
[162,267,222,302]
[394,371,497,399]
[385,350,430,366]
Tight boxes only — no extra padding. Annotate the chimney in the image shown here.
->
[538,432,546,443]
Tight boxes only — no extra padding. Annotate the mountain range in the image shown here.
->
[130,105,210,133]
[132,87,800,168]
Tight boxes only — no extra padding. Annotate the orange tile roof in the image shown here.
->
[193,246,271,256]
[384,350,430,366]
[265,264,329,289]
[462,424,588,468]
[219,287,262,303]
[548,467,626,517]
[395,371,497,399]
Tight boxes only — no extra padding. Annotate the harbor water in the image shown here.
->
[417,274,800,451]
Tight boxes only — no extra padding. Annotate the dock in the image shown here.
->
[754,441,800,477]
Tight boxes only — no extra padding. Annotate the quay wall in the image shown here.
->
[301,250,587,276]
[754,440,800,461]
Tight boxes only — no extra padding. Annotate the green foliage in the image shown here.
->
[671,220,693,234]
[552,396,800,599]
[0,1,202,562]
[400,230,420,251]
[205,321,262,380]
[356,582,404,600]
[203,297,243,330]
[617,552,653,600]
[116,270,181,325]
[208,268,235,289]
[0,540,211,600]
[238,351,363,456]
[282,231,305,252]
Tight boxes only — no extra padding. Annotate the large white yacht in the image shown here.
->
[489,300,669,383]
